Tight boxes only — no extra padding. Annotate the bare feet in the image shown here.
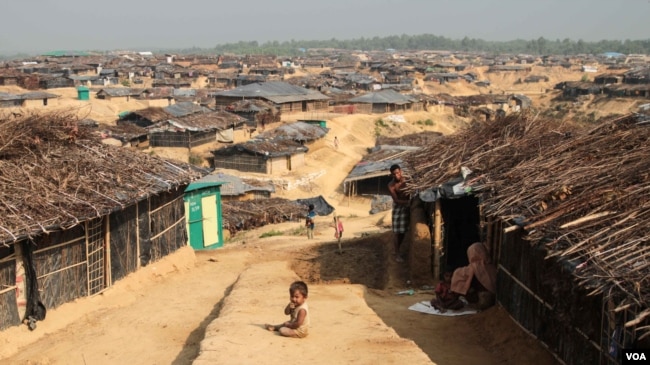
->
[265,324,276,331]
[394,255,404,263]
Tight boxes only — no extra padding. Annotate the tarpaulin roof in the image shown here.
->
[296,196,335,216]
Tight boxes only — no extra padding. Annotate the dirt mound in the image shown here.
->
[291,232,393,290]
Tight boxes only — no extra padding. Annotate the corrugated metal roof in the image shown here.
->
[214,81,329,101]
[205,173,275,196]
[349,89,416,104]
[98,88,143,97]
[343,146,419,182]
[344,159,402,182]
[21,91,60,100]
[0,92,20,101]
[173,89,197,97]
[164,102,211,117]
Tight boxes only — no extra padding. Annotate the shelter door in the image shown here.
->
[200,195,220,248]
[185,198,204,249]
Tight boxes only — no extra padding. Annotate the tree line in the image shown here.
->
[2,34,648,60]
[166,34,650,57]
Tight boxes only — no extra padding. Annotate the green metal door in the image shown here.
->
[185,196,204,249]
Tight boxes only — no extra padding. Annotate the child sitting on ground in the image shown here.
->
[266,281,310,338]
[430,271,464,312]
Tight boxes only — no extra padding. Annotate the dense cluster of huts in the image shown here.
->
[1,48,650,364]
[1,49,647,121]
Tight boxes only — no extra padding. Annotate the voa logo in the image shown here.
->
[626,353,646,361]
[622,349,649,364]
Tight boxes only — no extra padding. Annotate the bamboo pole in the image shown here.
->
[104,217,111,288]
[85,221,90,296]
[433,199,442,280]
[136,201,141,270]
[559,211,615,229]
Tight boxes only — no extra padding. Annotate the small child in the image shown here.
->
[333,215,344,253]
[430,271,463,312]
[305,204,316,239]
[266,281,310,338]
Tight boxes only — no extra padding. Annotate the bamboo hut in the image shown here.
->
[147,110,247,149]
[0,112,207,331]
[403,112,650,365]
[210,138,308,174]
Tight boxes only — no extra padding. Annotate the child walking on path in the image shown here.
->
[332,216,344,253]
[305,204,316,239]
[266,281,310,338]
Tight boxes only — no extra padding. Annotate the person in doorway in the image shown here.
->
[305,204,316,239]
[266,281,310,338]
[450,242,497,309]
[388,164,410,262]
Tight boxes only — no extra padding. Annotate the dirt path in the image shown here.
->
[0,217,560,365]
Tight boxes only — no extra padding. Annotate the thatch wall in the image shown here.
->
[213,154,267,174]
[0,248,19,330]
[148,191,187,262]
[149,130,215,148]
[32,224,90,310]
[496,227,602,365]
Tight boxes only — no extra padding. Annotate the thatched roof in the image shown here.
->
[221,198,306,235]
[0,112,208,245]
[212,138,308,158]
[148,111,247,133]
[120,107,171,123]
[404,112,650,337]
[226,99,277,113]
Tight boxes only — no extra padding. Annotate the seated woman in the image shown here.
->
[442,242,497,310]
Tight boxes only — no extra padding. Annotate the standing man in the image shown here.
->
[388,164,410,262]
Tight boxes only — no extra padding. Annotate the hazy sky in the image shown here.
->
[1,0,648,55]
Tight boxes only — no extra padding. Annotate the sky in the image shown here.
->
[1,0,648,55]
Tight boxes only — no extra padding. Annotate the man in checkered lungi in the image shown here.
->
[388,164,410,263]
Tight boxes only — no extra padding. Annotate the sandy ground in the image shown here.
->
[0,223,560,365]
[0,64,631,365]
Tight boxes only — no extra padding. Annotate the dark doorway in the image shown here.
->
[440,195,481,274]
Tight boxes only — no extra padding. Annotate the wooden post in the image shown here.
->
[14,243,26,320]
[136,202,140,269]
[104,217,112,288]
[486,215,493,259]
[433,199,442,280]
